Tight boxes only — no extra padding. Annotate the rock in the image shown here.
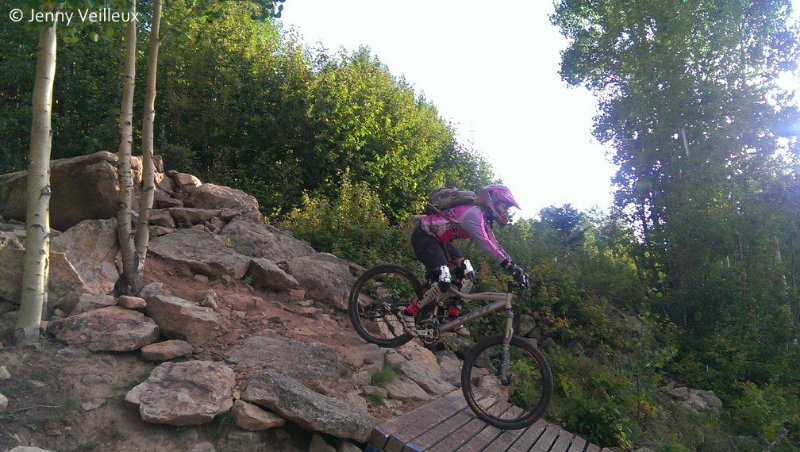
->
[242,370,375,442]
[0,365,10,379]
[51,218,120,295]
[81,398,106,411]
[186,184,260,216]
[668,386,690,400]
[247,258,299,291]
[169,208,219,225]
[0,247,86,312]
[309,435,336,452]
[232,400,285,431]
[283,255,355,310]
[0,392,7,411]
[227,335,339,381]
[338,441,362,452]
[56,347,91,359]
[398,360,456,396]
[118,295,146,310]
[383,376,432,401]
[220,217,316,262]
[224,294,263,311]
[172,173,203,193]
[148,209,176,228]
[345,391,369,412]
[686,389,723,414]
[154,190,183,209]
[0,152,137,230]
[149,229,251,279]
[125,360,235,426]
[439,335,477,360]
[48,306,159,352]
[193,274,209,283]
[154,226,175,236]
[396,341,441,377]
[146,294,221,345]
[70,293,117,316]
[8,448,55,452]
[141,340,195,361]
[200,289,219,309]
[516,314,536,337]
[436,351,465,387]
[139,281,170,299]
[186,443,216,452]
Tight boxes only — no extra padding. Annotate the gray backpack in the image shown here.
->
[425,187,477,215]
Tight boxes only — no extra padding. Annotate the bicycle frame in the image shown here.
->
[438,285,517,381]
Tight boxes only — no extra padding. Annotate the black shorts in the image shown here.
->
[411,223,463,273]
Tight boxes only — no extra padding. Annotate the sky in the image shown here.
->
[279,0,800,218]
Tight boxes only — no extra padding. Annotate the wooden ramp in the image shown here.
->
[366,391,602,452]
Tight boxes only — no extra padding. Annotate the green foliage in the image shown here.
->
[371,364,397,387]
[366,392,385,406]
[281,179,417,269]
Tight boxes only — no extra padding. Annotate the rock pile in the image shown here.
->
[660,379,724,415]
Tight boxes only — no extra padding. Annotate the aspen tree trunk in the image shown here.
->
[133,0,162,291]
[116,6,138,292]
[15,23,57,345]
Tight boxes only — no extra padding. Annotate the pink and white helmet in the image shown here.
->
[479,185,520,226]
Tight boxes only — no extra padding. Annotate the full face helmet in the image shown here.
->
[479,185,520,226]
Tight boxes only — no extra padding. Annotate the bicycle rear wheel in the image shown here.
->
[348,264,423,348]
[461,334,553,430]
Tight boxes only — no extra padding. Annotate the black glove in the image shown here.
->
[506,263,529,289]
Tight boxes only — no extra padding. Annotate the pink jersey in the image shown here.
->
[420,205,510,264]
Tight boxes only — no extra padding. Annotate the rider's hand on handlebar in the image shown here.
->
[506,263,530,289]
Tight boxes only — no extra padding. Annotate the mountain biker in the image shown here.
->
[402,185,529,337]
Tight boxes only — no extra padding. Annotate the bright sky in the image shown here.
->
[279,1,800,218]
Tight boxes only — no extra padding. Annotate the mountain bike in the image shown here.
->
[347,264,553,430]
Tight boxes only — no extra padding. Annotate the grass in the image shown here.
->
[372,364,398,386]
[210,411,236,441]
[366,393,385,406]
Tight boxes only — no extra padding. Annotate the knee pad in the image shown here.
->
[454,259,475,282]
[427,265,452,284]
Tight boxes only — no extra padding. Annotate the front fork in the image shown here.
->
[500,292,514,384]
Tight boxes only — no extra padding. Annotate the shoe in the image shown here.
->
[400,311,418,337]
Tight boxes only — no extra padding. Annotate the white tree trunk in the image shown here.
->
[116,5,138,292]
[133,0,162,291]
[15,23,57,345]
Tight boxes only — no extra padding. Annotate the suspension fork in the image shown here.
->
[501,292,514,383]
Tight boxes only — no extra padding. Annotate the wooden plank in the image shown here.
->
[473,406,525,452]
[369,392,462,449]
[530,424,561,452]
[402,403,477,452]
[427,397,502,452]
[384,395,467,452]
[507,419,548,452]
[551,431,575,452]
[567,436,587,452]
[585,444,601,452]
[455,404,518,452]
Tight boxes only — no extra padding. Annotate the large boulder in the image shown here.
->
[186,184,259,216]
[0,246,86,312]
[148,229,251,279]
[52,218,121,295]
[382,376,433,401]
[242,370,375,442]
[47,306,159,352]
[146,294,221,345]
[125,361,235,426]
[283,255,355,310]
[141,339,195,361]
[70,293,117,316]
[220,217,315,262]
[397,359,456,396]
[0,152,142,231]
[227,335,340,381]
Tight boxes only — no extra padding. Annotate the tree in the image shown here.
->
[116,1,138,292]
[15,21,57,344]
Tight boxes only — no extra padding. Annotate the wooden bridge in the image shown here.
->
[366,391,603,452]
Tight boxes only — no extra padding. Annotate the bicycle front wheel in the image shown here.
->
[461,335,553,430]
[348,264,423,348]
